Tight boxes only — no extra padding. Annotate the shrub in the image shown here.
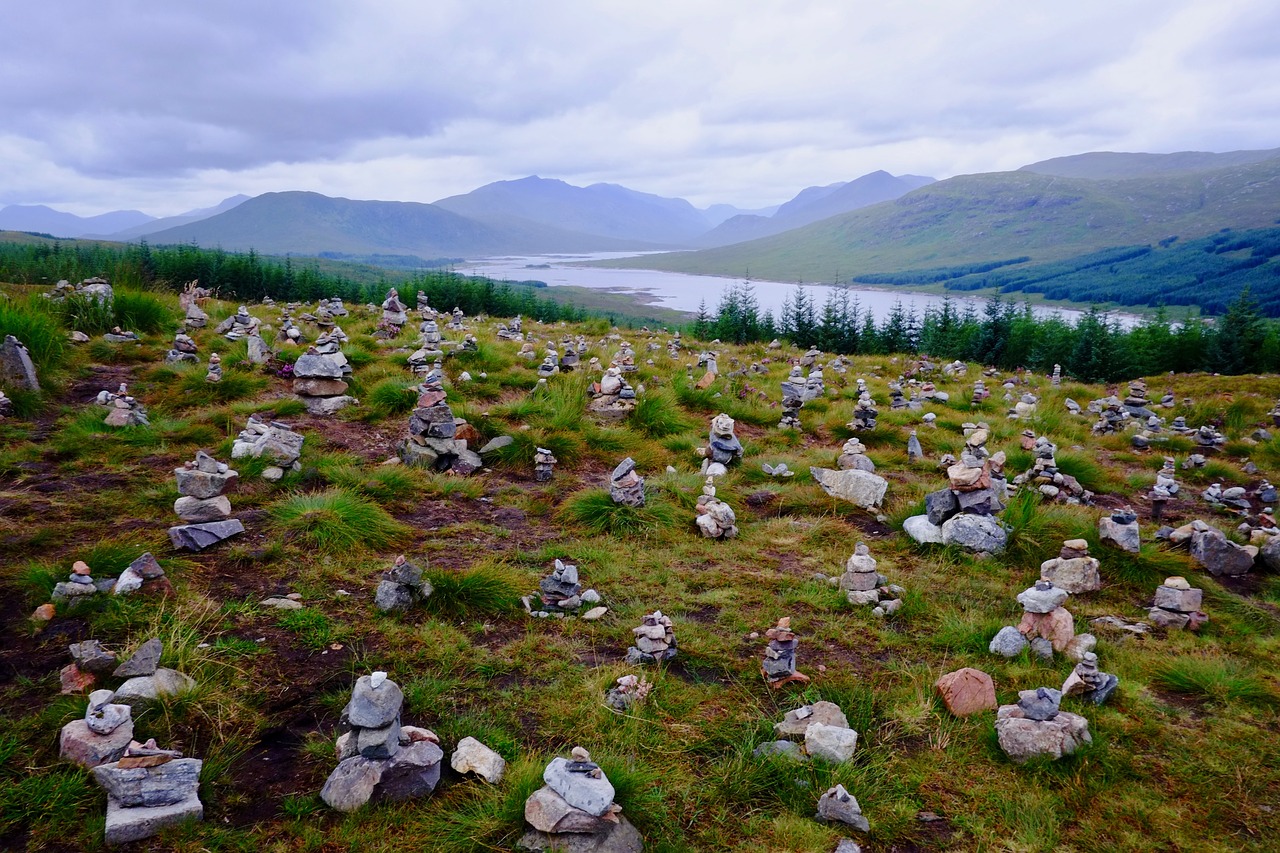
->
[270,488,410,552]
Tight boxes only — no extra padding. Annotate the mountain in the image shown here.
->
[0,205,154,238]
[433,176,712,245]
[1020,147,1280,179]
[700,203,780,227]
[597,154,1280,283]
[99,195,251,240]
[694,171,936,248]
[141,191,661,257]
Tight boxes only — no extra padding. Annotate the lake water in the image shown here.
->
[461,252,1137,327]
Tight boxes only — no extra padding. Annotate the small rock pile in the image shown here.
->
[60,688,134,768]
[97,383,150,427]
[764,700,860,765]
[836,436,875,472]
[46,552,172,613]
[696,413,743,476]
[604,674,653,712]
[533,446,558,481]
[761,617,809,687]
[293,331,356,415]
[848,389,878,430]
[379,288,409,333]
[1148,575,1207,630]
[626,611,676,664]
[527,559,603,618]
[990,580,1075,660]
[1150,458,1179,519]
[904,427,1008,552]
[588,366,637,420]
[778,366,804,429]
[399,375,481,474]
[1061,651,1119,705]
[995,687,1092,763]
[1013,435,1089,503]
[519,747,641,852]
[47,276,114,305]
[695,476,738,539]
[831,542,903,616]
[1039,539,1101,593]
[169,451,244,551]
[1098,507,1141,553]
[219,305,258,341]
[610,457,646,507]
[204,352,222,383]
[165,333,199,365]
[817,784,869,832]
[231,415,304,479]
[92,739,204,845]
[320,672,444,812]
[812,437,889,510]
[374,555,433,613]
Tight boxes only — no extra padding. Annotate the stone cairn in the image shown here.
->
[907,429,923,462]
[1051,363,1062,386]
[447,306,465,330]
[537,346,559,378]
[496,315,523,341]
[168,450,245,552]
[995,687,1092,764]
[610,457,646,507]
[277,314,303,345]
[231,415,304,480]
[204,352,222,383]
[817,785,869,832]
[1148,575,1207,630]
[60,688,133,769]
[1013,435,1089,503]
[849,388,879,431]
[836,436,875,472]
[971,378,989,405]
[220,305,258,341]
[47,276,114,305]
[904,426,1009,552]
[832,542,904,616]
[1039,538,1101,593]
[1271,398,1280,428]
[1061,651,1119,705]
[104,325,140,344]
[604,674,653,712]
[1193,424,1227,452]
[378,288,409,335]
[695,476,738,539]
[778,365,804,429]
[320,672,444,812]
[990,580,1075,660]
[696,413,743,476]
[0,389,11,418]
[520,747,640,851]
[626,611,676,664]
[1099,506,1141,553]
[588,365,637,420]
[534,447,558,481]
[97,383,150,427]
[374,555,433,613]
[526,559,602,618]
[165,333,199,365]
[762,699,861,765]
[761,617,809,687]
[293,329,357,415]
[398,374,482,474]
[42,554,171,621]
[92,738,204,844]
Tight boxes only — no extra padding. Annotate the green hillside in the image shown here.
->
[596,158,1280,293]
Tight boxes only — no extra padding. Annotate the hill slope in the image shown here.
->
[0,205,154,238]
[1021,147,1280,179]
[142,191,659,257]
[98,195,251,240]
[434,176,712,245]
[603,156,1280,284]
[695,171,935,248]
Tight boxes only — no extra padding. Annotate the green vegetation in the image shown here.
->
[2,282,1279,851]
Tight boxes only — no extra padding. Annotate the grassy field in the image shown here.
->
[2,285,1279,852]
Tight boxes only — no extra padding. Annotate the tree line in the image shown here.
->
[692,281,1280,381]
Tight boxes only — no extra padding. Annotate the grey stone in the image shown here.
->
[114,638,162,677]
[989,626,1028,657]
[103,791,203,845]
[774,701,848,740]
[1017,582,1069,614]
[174,465,237,499]
[375,739,444,802]
[995,709,1092,763]
[925,488,959,525]
[1017,687,1061,721]
[1098,517,1141,553]
[940,513,1008,552]
[450,736,506,784]
[167,519,245,551]
[0,335,40,391]
[374,580,414,613]
[93,757,202,808]
[816,783,869,832]
[524,785,615,834]
[343,675,403,729]
[113,669,196,707]
[85,700,132,736]
[1190,529,1255,576]
[479,435,514,454]
[51,580,98,603]
[302,395,357,415]
[70,640,118,675]
[294,353,344,378]
[128,552,166,580]
[1261,535,1280,572]
[903,514,945,544]
[1153,585,1202,612]
[804,721,858,763]
[543,757,615,817]
[320,756,382,812]
[516,815,643,853]
[356,720,401,759]
[173,495,232,522]
[810,467,888,509]
[1030,637,1054,660]
[59,718,133,768]
[753,740,806,760]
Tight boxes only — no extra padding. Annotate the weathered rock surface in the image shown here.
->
[935,668,997,716]
[450,736,506,784]
[810,467,888,509]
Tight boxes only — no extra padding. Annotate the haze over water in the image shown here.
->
[463,252,1138,327]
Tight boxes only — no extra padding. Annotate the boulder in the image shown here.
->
[1098,517,1141,553]
[1190,529,1255,576]
[774,701,848,740]
[940,514,1008,553]
[810,467,888,509]
[903,515,944,544]
[995,707,1092,763]
[935,668,997,716]
[804,721,858,763]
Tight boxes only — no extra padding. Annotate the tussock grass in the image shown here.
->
[421,563,523,619]
[630,389,695,437]
[559,489,681,536]
[363,377,419,418]
[1152,654,1277,706]
[0,295,65,375]
[270,488,410,552]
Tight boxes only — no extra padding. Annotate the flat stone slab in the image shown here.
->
[59,718,133,768]
[516,814,643,853]
[544,757,616,817]
[168,519,245,551]
[810,467,888,509]
[104,791,203,845]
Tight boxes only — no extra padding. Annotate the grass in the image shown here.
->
[0,294,65,376]
[269,488,410,552]
[4,293,1280,851]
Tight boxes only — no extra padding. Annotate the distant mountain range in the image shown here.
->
[94,195,251,240]
[0,205,154,238]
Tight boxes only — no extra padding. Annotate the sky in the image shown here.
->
[4,0,1280,216]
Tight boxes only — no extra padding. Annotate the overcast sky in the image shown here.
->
[4,0,1279,216]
